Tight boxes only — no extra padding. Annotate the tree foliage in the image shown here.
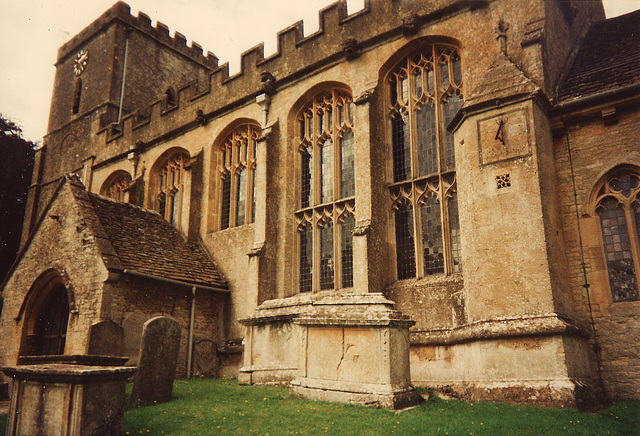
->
[0,114,37,283]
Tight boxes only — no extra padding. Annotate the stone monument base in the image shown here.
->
[291,383,422,409]
[290,293,423,410]
[2,363,136,436]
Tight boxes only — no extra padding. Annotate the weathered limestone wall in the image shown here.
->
[554,105,640,400]
[106,277,226,377]
[457,99,557,320]
[410,334,591,407]
[0,184,111,383]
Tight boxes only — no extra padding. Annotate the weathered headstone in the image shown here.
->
[192,338,218,377]
[88,319,124,356]
[122,311,149,365]
[130,316,181,406]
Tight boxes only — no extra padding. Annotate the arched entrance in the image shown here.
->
[19,271,71,356]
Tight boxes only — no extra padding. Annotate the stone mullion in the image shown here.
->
[407,61,425,278]
[252,132,269,248]
[229,143,239,228]
[312,214,321,292]
[412,181,424,277]
[332,108,343,290]
[247,133,258,224]
[624,203,640,287]
[440,176,453,275]
[434,46,446,176]
[333,207,342,291]
[312,103,320,291]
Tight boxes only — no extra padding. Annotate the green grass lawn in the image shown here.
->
[2,379,639,435]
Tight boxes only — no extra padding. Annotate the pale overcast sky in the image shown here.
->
[0,0,638,143]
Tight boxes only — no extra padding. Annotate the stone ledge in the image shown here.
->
[410,314,587,345]
[290,384,423,410]
[294,317,415,327]
[415,378,600,410]
[18,354,128,366]
[2,364,137,384]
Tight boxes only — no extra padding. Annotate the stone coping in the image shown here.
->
[240,292,409,326]
[294,317,415,327]
[410,314,587,345]
[2,364,137,384]
[18,354,128,366]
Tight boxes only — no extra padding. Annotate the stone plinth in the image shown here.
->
[290,293,422,409]
[2,363,136,436]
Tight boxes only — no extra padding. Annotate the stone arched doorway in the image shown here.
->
[19,272,71,356]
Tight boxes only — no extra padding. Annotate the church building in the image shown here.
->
[1,0,638,408]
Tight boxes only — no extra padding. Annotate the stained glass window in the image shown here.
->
[218,124,260,229]
[389,46,463,279]
[295,89,355,292]
[157,152,189,227]
[101,171,132,202]
[595,169,640,302]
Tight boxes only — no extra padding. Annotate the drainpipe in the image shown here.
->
[187,285,196,378]
[117,29,131,124]
[563,119,608,402]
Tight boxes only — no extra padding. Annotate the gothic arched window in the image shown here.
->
[158,152,189,226]
[218,124,260,229]
[101,171,132,202]
[296,89,355,292]
[20,274,70,357]
[388,45,463,280]
[595,168,640,302]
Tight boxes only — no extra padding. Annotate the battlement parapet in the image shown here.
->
[94,0,488,153]
[56,1,218,69]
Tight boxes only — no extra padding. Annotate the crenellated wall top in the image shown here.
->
[56,1,219,69]
[91,0,491,148]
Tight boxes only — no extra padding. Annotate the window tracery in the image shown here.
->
[157,152,189,226]
[388,45,463,279]
[595,168,640,302]
[101,171,132,202]
[218,124,260,229]
[296,89,355,292]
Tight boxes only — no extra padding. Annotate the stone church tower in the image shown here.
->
[1,0,638,408]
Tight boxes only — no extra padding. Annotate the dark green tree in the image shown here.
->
[0,114,37,284]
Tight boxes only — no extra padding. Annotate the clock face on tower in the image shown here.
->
[73,49,89,76]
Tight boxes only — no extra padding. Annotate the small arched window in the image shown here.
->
[295,88,355,292]
[100,171,132,202]
[388,44,463,280]
[595,168,640,302]
[165,88,176,108]
[72,78,82,114]
[218,124,260,229]
[157,152,189,226]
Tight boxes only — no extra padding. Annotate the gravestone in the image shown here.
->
[130,316,181,406]
[122,311,149,365]
[88,319,124,356]
[192,337,218,377]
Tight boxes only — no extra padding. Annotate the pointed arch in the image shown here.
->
[589,165,640,302]
[149,147,191,227]
[100,170,132,202]
[211,119,261,230]
[291,84,355,293]
[18,269,73,356]
[381,38,464,280]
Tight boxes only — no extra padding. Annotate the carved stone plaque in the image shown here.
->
[478,108,531,166]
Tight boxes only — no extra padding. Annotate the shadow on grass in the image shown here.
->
[122,379,640,436]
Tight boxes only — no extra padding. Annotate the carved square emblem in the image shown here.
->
[478,108,531,166]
